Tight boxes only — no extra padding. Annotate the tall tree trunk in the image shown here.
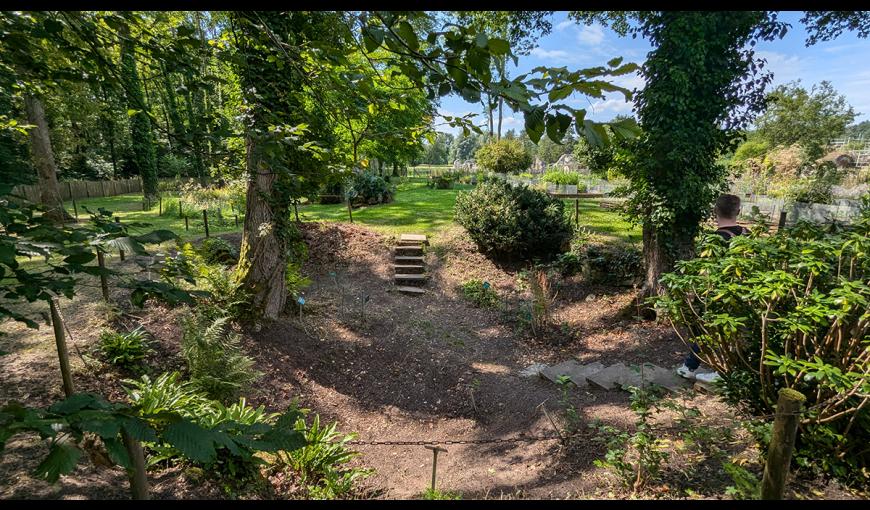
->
[161,64,186,155]
[24,94,73,223]
[497,98,503,141]
[486,91,494,137]
[120,34,159,198]
[234,135,287,319]
[182,73,207,186]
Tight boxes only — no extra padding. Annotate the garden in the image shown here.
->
[1,10,869,502]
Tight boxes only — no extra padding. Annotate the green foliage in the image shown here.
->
[755,80,856,161]
[274,411,371,499]
[459,279,500,308]
[346,171,395,206]
[541,170,580,185]
[98,327,151,369]
[199,237,239,265]
[120,35,159,198]
[421,487,461,500]
[655,203,870,483]
[731,137,771,163]
[722,461,761,500]
[474,138,532,174]
[454,178,571,261]
[181,312,262,402]
[592,383,671,492]
[575,241,643,284]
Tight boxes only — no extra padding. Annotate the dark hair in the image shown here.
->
[714,194,741,219]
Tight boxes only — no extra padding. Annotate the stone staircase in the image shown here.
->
[394,233,428,295]
[523,359,711,394]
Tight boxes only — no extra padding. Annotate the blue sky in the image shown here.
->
[434,11,870,136]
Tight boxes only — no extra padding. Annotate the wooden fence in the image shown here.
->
[10,177,143,203]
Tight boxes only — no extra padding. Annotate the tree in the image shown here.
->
[420,132,453,165]
[572,11,787,299]
[23,94,74,223]
[536,131,575,165]
[475,138,532,173]
[119,23,160,199]
[755,80,856,160]
[844,120,870,140]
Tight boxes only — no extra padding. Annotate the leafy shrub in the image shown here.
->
[577,242,643,284]
[346,172,394,206]
[319,179,344,204]
[199,237,238,265]
[429,173,456,189]
[159,153,191,178]
[454,178,572,261]
[655,202,870,484]
[98,327,150,368]
[542,170,580,185]
[459,279,500,308]
[181,312,262,402]
[273,411,371,499]
[475,139,532,174]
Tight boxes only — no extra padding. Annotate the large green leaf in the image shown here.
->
[487,38,510,55]
[163,419,216,464]
[394,21,419,52]
[133,230,178,245]
[35,441,81,483]
[524,107,546,144]
[102,436,132,470]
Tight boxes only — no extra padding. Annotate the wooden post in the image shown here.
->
[761,389,806,500]
[424,445,447,492]
[293,200,300,222]
[184,215,189,231]
[178,200,183,218]
[202,210,209,237]
[115,217,125,261]
[574,198,579,225]
[777,211,787,230]
[49,298,75,397]
[96,251,110,302]
[234,214,239,228]
[347,200,353,224]
[158,196,162,215]
[121,431,150,500]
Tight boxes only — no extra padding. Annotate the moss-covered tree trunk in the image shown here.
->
[120,35,159,199]
[161,64,186,155]
[235,135,288,319]
[24,94,72,223]
[182,73,207,187]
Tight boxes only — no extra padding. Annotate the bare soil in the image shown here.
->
[0,222,862,500]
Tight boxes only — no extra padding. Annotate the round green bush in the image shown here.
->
[541,170,580,185]
[347,172,394,205]
[454,178,572,261]
[199,237,238,265]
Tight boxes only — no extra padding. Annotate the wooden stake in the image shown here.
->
[184,215,189,231]
[761,388,806,500]
[178,200,183,218]
[115,217,125,261]
[234,214,239,228]
[158,196,162,215]
[121,431,150,500]
[49,298,75,397]
[347,200,354,223]
[575,198,579,225]
[96,251,110,303]
[424,445,447,492]
[293,200,300,222]
[202,210,209,237]
[778,211,787,230]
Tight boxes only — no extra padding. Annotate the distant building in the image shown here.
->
[554,153,577,172]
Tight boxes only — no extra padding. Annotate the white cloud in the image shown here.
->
[614,73,646,93]
[754,50,802,84]
[529,48,574,62]
[555,20,575,32]
[577,24,605,46]
[590,98,635,116]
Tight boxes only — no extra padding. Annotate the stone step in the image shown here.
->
[394,264,425,274]
[586,362,692,392]
[394,246,423,256]
[394,273,427,285]
[400,233,428,245]
[395,255,425,264]
[540,361,605,388]
[395,285,426,295]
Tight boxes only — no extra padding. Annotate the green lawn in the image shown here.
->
[62,193,240,242]
[60,177,639,243]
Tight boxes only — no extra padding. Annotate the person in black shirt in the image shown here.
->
[676,194,747,383]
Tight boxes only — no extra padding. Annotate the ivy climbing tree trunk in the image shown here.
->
[235,135,288,319]
[120,33,159,199]
[182,72,207,187]
[24,94,72,223]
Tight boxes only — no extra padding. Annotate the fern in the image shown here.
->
[181,312,262,402]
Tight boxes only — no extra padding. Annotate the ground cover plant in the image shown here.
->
[97,327,151,369]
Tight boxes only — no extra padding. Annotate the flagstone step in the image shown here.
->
[395,285,426,295]
[395,255,425,264]
[393,264,425,274]
[586,362,691,392]
[539,361,605,388]
[394,245,423,256]
[399,233,429,245]
[394,273,427,285]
